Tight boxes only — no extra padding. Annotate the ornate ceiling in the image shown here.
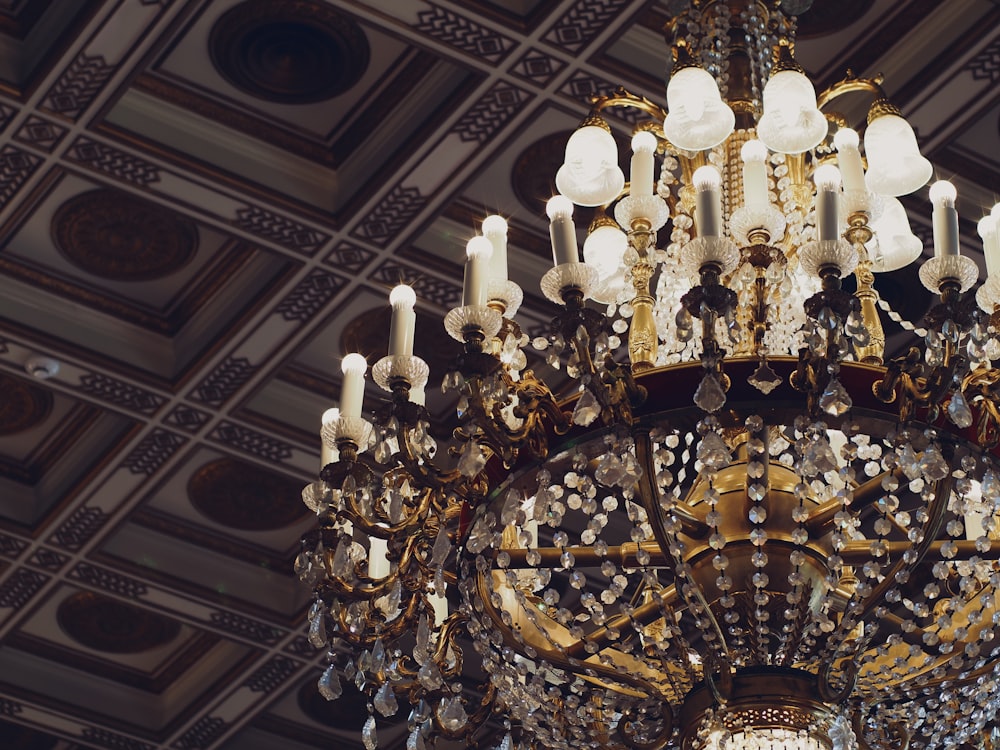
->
[0,1,996,748]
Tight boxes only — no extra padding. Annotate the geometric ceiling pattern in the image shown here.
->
[0,0,997,748]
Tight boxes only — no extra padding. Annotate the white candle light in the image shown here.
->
[482,214,508,283]
[428,589,449,626]
[930,180,959,257]
[833,128,866,194]
[629,130,657,197]
[741,139,769,212]
[813,164,842,243]
[320,407,339,467]
[979,214,999,277]
[388,284,417,357]
[462,236,493,307]
[339,353,367,419]
[693,165,722,238]
[369,536,390,579]
[547,195,578,265]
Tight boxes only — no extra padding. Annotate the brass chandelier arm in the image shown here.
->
[842,473,954,625]
[804,468,904,535]
[586,87,669,132]
[472,570,671,699]
[634,429,731,665]
[838,539,1000,564]
[815,472,954,705]
[395,439,462,491]
[962,366,1000,448]
[816,72,887,113]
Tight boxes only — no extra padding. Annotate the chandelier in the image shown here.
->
[296,2,1000,749]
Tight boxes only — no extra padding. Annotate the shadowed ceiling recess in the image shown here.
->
[297,2,1000,750]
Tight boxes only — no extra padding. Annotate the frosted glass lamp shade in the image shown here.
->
[555,124,625,206]
[583,223,628,303]
[663,66,735,151]
[867,196,923,272]
[863,113,932,197]
[756,70,828,154]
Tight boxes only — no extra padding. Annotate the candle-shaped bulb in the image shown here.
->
[992,202,1000,220]
[547,195,579,265]
[813,164,842,243]
[462,236,493,307]
[929,179,957,207]
[978,214,999,277]
[546,194,574,220]
[482,214,508,283]
[629,130,657,197]
[930,180,959,257]
[740,139,769,211]
[693,165,722,238]
[388,284,417,358]
[320,407,340,467]
[339,353,367,419]
[833,127,866,194]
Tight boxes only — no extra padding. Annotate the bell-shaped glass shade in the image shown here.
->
[756,70,828,154]
[583,223,628,303]
[663,66,735,151]
[867,195,922,272]
[863,113,932,197]
[555,124,625,207]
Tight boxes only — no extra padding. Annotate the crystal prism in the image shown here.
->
[572,388,601,425]
[594,452,627,487]
[457,440,487,477]
[437,695,469,732]
[694,374,726,412]
[374,681,398,716]
[407,729,427,750]
[947,391,973,428]
[920,444,950,481]
[748,361,782,394]
[318,664,343,701]
[696,431,731,471]
[362,715,378,750]
[819,377,852,416]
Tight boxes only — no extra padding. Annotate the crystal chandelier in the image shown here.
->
[296,2,1000,749]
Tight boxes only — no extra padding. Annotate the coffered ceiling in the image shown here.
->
[0,1,997,748]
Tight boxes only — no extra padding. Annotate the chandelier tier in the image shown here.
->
[297,2,1000,750]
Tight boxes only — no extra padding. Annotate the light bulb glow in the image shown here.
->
[929,180,957,207]
[631,130,657,153]
[342,353,368,375]
[546,195,575,220]
[833,127,860,150]
[482,215,507,236]
[693,165,722,190]
[482,215,508,283]
[463,236,493,307]
[930,181,960,258]
[741,140,768,164]
[663,66,735,151]
[389,284,416,309]
[864,112,931,196]
[321,407,340,425]
[813,164,842,191]
[339,353,367,419]
[757,69,828,154]
[548,195,579,265]
[556,124,625,206]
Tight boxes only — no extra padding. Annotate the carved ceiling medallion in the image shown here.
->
[187,456,308,531]
[209,0,370,104]
[52,189,198,281]
[56,591,181,654]
[0,374,53,435]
